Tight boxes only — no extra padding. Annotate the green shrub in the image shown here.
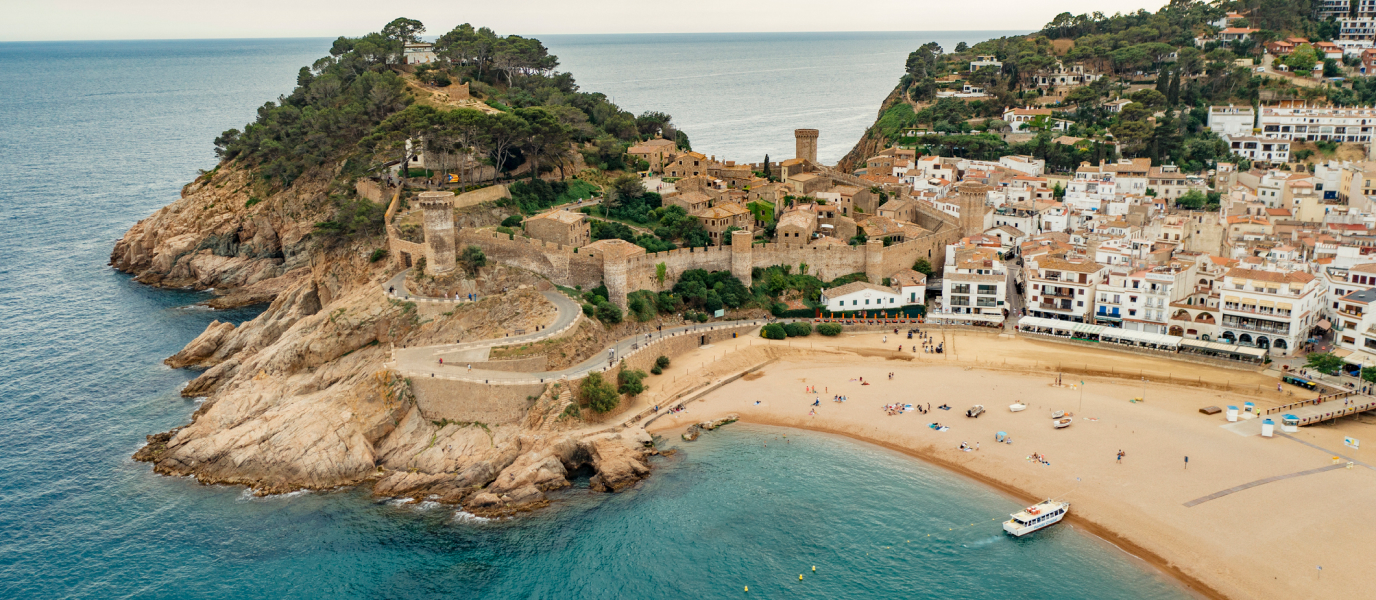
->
[617,369,647,396]
[696,313,709,323]
[761,323,787,339]
[817,323,843,336]
[655,356,670,369]
[651,365,663,375]
[581,373,619,413]
[500,215,523,227]
[582,303,596,317]
[596,302,623,324]
[245,196,263,208]
[784,322,812,337]
[369,248,388,262]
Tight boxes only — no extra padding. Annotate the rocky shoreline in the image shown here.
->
[114,162,657,517]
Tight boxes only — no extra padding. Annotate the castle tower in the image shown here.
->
[603,253,630,309]
[955,182,993,237]
[418,191,456,273]
[864,238,885,284]
[794,128,819,164]
[730,229,754,288]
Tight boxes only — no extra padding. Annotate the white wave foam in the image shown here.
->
[453,510,493,523]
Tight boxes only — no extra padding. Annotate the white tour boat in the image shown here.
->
[1009,402,1027,412]
[1003,499,1070,536]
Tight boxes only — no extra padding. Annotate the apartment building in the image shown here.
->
[1220,135,1291,164]
[1027,256,1107,322]
[1218,268,1321,356]
[940,247,1007,317]
[1259,105,1376,143]
[1208,105,1256,137]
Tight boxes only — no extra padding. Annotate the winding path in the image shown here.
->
[380,266,766,386]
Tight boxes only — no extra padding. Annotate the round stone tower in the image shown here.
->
[955,182,993,237]
[794,128,819,164]
[730,229,754,287]
[864,238,885,284]
[418,191,456,273]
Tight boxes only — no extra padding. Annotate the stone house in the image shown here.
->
[820,281,918,312]
[777,210,817,243]
[786,172,829,196]
[524,209,590,247]
[627,138,677,173]
[666,152,713,178]
[666,190,714,214]
[693,202,754,244]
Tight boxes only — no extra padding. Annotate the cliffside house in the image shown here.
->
[524,209,590,247]
[404,43,437,64]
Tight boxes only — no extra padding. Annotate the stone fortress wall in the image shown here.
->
[443,188,962,306]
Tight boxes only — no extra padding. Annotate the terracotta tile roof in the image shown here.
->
[1224,267,1313,284]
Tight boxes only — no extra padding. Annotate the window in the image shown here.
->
[865,299,870,305]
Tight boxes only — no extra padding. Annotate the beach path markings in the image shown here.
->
[1183,464,1347,507]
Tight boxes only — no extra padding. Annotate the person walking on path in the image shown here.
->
[1184,456,1189,469]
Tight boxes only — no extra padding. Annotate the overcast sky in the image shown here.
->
[3,0,1167,42]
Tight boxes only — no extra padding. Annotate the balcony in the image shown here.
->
[1043,289,1074,298]
[1040,301,1074,311]
[1222,318,1290,335]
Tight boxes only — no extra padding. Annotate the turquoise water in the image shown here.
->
[0,36,1187,598]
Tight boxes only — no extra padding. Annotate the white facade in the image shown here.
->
[1218,268,1321,356]
[1208,106,1256,138]
[820,282,913,312]
[1027,257,1106,322]
[1259,105,1376,143]
[1222,135,1291,164]
[970,55,1003,71]
[404,43,438,64]
[999,155,1045,177]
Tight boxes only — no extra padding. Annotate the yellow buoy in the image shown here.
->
[812,566,816,572]
[799,574,804,581]
[744,586,748,592]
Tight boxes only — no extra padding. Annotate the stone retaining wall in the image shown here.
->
[410,378,546,424]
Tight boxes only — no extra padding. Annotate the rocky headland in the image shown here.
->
[115,160,657,517]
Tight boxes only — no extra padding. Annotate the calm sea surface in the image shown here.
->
[0,36,1188,598]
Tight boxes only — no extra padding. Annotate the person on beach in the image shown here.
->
[1117,450,1124,463]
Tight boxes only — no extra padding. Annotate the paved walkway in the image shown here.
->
[383,268,482,305]
[1183,463,1348,507]
[396,319,767,384]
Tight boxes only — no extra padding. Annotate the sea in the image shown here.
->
[0,35,1191,598]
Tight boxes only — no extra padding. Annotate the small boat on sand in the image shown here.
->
[966,405,985,418]
[1053,417,1073,429]
[1009,402,1027,412]
[1051,410,1065,419]
[1004,499,1070,536]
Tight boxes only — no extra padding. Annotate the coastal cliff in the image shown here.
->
[117,157,653,515]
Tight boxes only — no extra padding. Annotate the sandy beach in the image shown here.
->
[638,329,1376,600]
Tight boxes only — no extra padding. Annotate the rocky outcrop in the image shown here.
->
[682,414,739,441]
[584,434,652,493]
[124,159,656,516]
[109,162,331,308]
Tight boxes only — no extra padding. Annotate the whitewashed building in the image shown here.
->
[1218,268,1321,356]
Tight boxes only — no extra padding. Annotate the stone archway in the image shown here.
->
[1273,339,1288,350]
[1256,336,1270,349]
[1221,332,1235,343]
[1239,333,1253,345]
[400,251,413,268]
[1169,326,1184,336]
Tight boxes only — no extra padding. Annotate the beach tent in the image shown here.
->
[1179,339,1266,361]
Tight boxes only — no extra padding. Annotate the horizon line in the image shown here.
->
[0,29,1034,44]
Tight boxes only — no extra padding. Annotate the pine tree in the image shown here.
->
[1167,70,1181,107]
[762,154,771,181]
[1156,68,1170,94]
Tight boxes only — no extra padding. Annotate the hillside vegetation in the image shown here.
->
[843,0,1364,174]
